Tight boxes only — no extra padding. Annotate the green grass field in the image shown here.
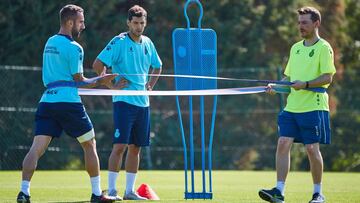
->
[1,170,359,202]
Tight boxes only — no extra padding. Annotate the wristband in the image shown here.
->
[305,81,309,88]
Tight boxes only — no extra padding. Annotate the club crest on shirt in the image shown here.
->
[309,49,315,57]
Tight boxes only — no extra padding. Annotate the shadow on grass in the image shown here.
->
[49,201,89,203]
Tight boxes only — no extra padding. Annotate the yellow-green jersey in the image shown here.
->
[284,38,336,113]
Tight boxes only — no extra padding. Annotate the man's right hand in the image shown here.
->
[112,77,128,89]
[265,84,277,95]
[97,74,118,89]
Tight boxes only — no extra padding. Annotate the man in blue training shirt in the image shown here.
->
[93,5,162,200]
[16,4,116,203]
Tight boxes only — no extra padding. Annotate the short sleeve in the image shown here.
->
[97,36,121,67]
[284,46,294,77]
[69,45,84,75]
[150,41,162,68]
[320,44,336,74]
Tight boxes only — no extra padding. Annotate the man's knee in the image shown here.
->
[28,146,46,158]
[29,135,52,157]
[277,137,293,154]
[81,139,96,151]
[112,144,127,155]
[305,143,321,157]
[127,145,141,156]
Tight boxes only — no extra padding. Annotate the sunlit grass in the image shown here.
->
[1,170,359,202]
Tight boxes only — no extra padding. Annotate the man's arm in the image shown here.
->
[92,58,128,89]
[146,67,162,91]
[72,73,117,89]
[280,76,289,82]
[291,73,334,90]
[73,73,96,88]
[93,58,107,76]
[266,76,289,95]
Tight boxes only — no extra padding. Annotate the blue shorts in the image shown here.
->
[113,101,150,146]
[35,102,93,138]
[278,110,331,144]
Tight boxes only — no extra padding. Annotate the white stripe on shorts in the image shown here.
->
[321,111,327,143]
[77,129,95,143]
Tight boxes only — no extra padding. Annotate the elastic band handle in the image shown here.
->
[184,0,203,29]
[272,81,326,93]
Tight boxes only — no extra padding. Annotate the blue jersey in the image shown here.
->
[40,34,84,103]
[97,32,162,107]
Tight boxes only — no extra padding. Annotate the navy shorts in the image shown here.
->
[35,102,93,138]
[278,110,331,144]
[113,101,150,146]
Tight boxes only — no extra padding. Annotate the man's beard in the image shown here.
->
[301,32,313,39]
[72,29,81,38]
[300,28,315,39]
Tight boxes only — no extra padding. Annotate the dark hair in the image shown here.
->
[297,7,321,23]
[59,4,83,25]
[128,5,147,21]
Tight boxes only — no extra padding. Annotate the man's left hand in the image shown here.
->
[146,83,153,91]
[291,80,306,90]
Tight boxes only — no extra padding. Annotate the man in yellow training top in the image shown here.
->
[259,6,336,203]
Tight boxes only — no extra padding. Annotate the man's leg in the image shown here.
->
[80,138,102,196]
[17,135,51,202]
[306,143,323,194]
[276,137,294,195]
[80,137,116,202]
[122,144,146,200]
[122,104,148,200]
[21,135,52,194]
[80,138,100,177]
[108,143,127,192]
[124,144,141,194]
[259,137,293,203]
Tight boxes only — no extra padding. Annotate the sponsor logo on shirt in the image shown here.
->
[44,46,59,54]
[46,90,58,95]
